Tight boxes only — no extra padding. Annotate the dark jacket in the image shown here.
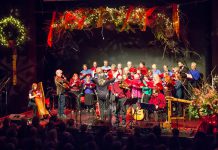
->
[92,78,115,100]
[174,80,183,99]
[55,76,67,95]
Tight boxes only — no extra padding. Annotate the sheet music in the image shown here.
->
[186,74,193,79]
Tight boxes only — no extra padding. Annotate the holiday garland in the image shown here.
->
[51,5,179,33]
[49,5,180,50]
[0,16,27,47]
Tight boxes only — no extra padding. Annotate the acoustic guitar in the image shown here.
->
[132,107,145,121]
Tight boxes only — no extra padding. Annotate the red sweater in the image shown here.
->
[123,79,132,99]
[108,70,117,79]
[149,93,166,109]
[69,79,82,91]
[111,82,126,98]
[138,66,148,76]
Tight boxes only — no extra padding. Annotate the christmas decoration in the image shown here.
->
[50,5,180,47]
[0,16,27,47]
[47,11,56,47]
[52,6,160,32]
[172,4,180,38]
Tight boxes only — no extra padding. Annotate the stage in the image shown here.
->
[0,108,202,138]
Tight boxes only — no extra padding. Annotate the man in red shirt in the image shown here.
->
[111,75,127,126]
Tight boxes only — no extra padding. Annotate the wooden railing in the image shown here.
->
[163,96,192,128]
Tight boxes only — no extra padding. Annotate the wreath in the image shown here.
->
[0,16,27,47]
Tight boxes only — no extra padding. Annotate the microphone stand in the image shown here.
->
[0,77,11,115]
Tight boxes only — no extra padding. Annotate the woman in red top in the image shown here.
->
[163,73,175,96]
[153,74,163,92]
[107,64,117,79]
[69,73,82,110]
[138,61,148,76]
[116,63,123,77]
[149,89,166,109]
[91,61,98,77]
[122,74,132,99]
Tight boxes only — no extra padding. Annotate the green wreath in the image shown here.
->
[0,16,27,47]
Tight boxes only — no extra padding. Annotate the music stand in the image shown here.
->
[75,92,82,127]
[124,98,138,106]
[124,98,138,128]
[139,103,155,113]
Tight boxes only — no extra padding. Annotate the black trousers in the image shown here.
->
[68,91,81,110]
[115,97,126,123]
[28,101,37,117]
[99,99,110,120]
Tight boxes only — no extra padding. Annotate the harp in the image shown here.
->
[35,82,49,116]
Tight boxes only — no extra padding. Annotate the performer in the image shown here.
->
[122,74,132,99]
[111,75,126,126]
[149,88,166,122]
[151,64,161,76]
[116,63,123,76]
[102,60,111,76]
[69,73,82,110]
[174,74,183,98]
[162,73,175,96]
[123,67,130,77]
[94,67,104,79]
[127,61,136,79]
[131,74,143,101]
[147,70,153,81]
[178,61,189,99]
[107,64,117,79]
[80,64,93,80]
[136,69,143,79]
[138,61,148,76]
[92,72,115,121]
[178,61,189,77]
[149,89,166,110]
[83,74,95,112]
[187,62,201,88]
[91,61,98,77]
[107,64,117,101]
[28,83,49,118]
[162,65,173,76]
[127,61,133,70]
[142,76,153,103]
[54,69,68,118]
[28,83,39,117]
[153,74,164,93]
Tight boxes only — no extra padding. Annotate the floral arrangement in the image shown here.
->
[188,84,218,119]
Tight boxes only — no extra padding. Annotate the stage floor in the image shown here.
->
[0,109,201,137]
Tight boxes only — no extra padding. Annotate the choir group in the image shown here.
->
[30,60,202,125]
[53,60,201,124]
